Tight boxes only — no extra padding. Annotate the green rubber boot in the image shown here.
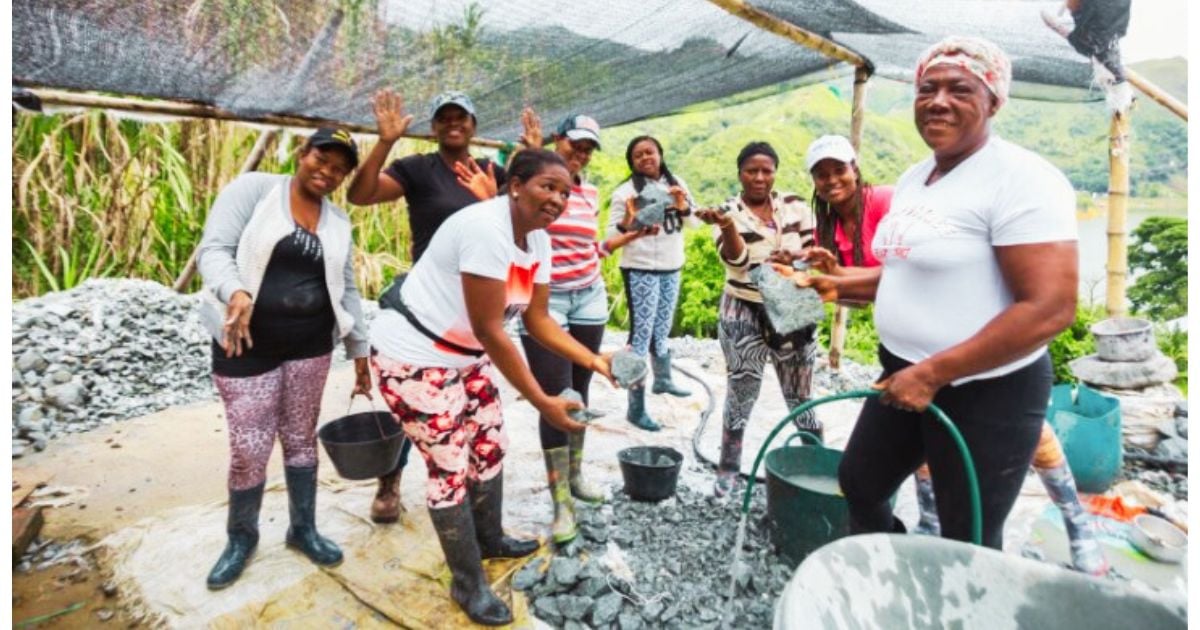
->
[543,447,578,544]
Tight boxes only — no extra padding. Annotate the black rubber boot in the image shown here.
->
[651,351,692,397]
[429,502,514,626]
[470,474,540,559]
[284,466,343,567]
[625,386,661,432]
[207,483,264,590]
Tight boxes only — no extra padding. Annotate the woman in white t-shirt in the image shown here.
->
[368,149,613,627]
[782,37,1079,550]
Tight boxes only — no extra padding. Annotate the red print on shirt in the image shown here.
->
[502,262,539,321]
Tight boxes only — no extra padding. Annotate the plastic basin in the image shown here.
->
[1131,514,1188,564]
[618,446,682,501]
[318,411,406,480]
[1046,384,1122,493]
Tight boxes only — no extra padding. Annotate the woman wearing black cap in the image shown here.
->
[346,89,525,524]
[694,141,821,498]
[196,127,369,589]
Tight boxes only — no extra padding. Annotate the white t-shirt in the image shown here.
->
[370,196,551,369]
[872,136,1078,384]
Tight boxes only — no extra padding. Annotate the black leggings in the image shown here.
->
[521,325,606,449]
[838,346,1051,549]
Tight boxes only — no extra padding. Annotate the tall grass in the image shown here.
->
[12,111,422,300]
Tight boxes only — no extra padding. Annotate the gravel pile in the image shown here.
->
[514,484,788,629]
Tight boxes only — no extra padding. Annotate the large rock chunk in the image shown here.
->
[1069,353,1178,389]
[749,265,824,336]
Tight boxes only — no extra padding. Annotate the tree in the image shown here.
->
[1127,216,1187,320]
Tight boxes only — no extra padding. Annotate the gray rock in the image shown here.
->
[1069,353,1178,389]
[631,185,675,230]
[573,576,611,599]
[563,621,586,630]
[13,444,26,458]
[642,599,665,621]
[1155,436,1188,460]
[534,597,563,625]
[557,594,594,621]
[513,560,545,590]
[17,405,44,430]
[618,611,645,630]
[50,369,73,384]
[749,265,824,336]
[592,592,623,626]
[46,382,87,409]
[16,349,48,373]
[611,350,648,388]
[550,556,582,586]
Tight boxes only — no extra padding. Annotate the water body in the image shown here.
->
[1075,201,1186,304]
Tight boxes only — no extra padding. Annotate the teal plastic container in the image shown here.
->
[1045,384,1122,494]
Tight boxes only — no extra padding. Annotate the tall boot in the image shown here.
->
[470,474,540,559]
[713,427,743,498]
[371,467,402,524]
[429,502,513,626]
[207,483,264,590]
[651,351,691,397]
[543,447,578,544]
[1037,461,1109,575]
[625,386,661,432]
[568,430,606,504]
[913,468,942,535]
[284,466,343,566]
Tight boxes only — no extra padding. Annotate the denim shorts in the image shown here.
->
[516,280,608,334]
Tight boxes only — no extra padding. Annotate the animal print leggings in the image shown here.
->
[717,293,819,472]
[212,353,332,490]
[371,353,507,509]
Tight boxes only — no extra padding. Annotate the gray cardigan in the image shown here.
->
[196,172,369,359]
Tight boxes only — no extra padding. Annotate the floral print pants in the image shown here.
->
[371,353,508,509]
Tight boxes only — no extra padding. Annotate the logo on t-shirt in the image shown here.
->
[502,262,539,321]
[873,205,957,261]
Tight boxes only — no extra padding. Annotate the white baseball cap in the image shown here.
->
[805,135,857,172]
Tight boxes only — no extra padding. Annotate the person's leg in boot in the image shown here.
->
[521,334,583,537]
[566,321,607,502]
[714,425,745,498]
[650,272,691,397]
[278,354,341,566]
[429,502,513,626]
[371,440,410,524]
[714,294,768,497]
[626,270,663,430]
[470,472,539,558]
[543,446,577,543]
[208,367,281,589]
[912,464,942,535]
[1032,423,1108,574]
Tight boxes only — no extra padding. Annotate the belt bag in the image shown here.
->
[379,273,485,358]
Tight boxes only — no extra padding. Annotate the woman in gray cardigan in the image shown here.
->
[196,127,371,590]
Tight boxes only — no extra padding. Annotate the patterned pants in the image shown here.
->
[623,269,682,357]
[213,353,332,490]
[372,354,507,509]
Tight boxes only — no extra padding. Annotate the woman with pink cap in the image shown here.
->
[780,37,1080,550]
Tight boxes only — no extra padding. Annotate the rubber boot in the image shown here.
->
[713,427,743,499]
[284,466,343,567]
[429,502,513,626]
[913,467,942,535]
[206,483,264,590]
[568,430,606,504]
[1038,461,1109,575]
[651,351,691,397]
[371,467,402,524]
[625,386,661,432]
[543,447,578,544]
[470,474,540,559]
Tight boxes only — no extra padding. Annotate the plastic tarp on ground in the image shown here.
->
[14,0,1099,138]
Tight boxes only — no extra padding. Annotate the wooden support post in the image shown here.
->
[1125,68,1187,122]
[829,66,872,371]
[171,129,279,293]
[1105,108,1131,317]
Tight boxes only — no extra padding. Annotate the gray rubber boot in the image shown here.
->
[568,430,606,504]
[207,483,264,590]
[429,502,513,626]
[625,386,661,432]
[651,351,692,397]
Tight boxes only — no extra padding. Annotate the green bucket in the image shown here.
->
[1046,384,1122,494]
[765,431,848,566]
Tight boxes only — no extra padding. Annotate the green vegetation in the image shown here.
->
[1128,216,1188,320]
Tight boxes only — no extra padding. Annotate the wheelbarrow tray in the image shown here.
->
[774,534,1187,629]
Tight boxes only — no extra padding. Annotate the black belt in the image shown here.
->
[380,273,485,358]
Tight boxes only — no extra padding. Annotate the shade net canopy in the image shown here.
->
[14,0,1103,138]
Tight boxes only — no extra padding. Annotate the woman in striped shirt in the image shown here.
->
[519,113,649,543]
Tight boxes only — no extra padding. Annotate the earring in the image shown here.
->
[512,192,520,199]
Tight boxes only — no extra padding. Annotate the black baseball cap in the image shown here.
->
[307,127,359,168]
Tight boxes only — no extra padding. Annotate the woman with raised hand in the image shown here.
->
[606,135,697,432]
[693,141,821,499]
[346,89,519,525]
[368,149,615,626]
[782,36,1080,551]
[197,127,368,589]
[517,113,650,544]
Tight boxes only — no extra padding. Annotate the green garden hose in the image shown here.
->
[739,389,983,547]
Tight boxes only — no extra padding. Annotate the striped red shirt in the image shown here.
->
[547,181,609,290]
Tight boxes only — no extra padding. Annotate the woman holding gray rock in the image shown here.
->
[196,127,370,590]
[694,141,820,499]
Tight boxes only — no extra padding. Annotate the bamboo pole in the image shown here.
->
[828,66,872,371]
[24,87,507,148]
[1105,108,1131,317]
[704,0,871,70]
[1125,68,1188,122]
[171,129,279,293]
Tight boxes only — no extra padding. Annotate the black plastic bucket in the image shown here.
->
[318,411,406,480]
[618,446,683,501]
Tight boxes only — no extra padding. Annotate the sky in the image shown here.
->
[1123,0,1188,61]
